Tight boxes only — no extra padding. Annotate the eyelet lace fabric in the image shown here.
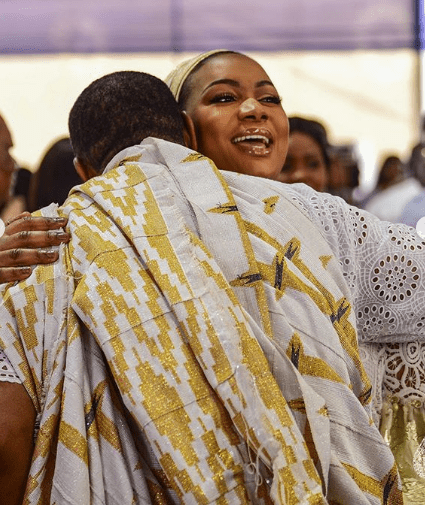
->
[287,186,425,404]
[0,347,20,383]
[381,342,425,401]
[286,186,425,345]
[286,184,425,502]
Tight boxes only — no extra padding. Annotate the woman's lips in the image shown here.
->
[232,134,271,147]
[231,128,273,155]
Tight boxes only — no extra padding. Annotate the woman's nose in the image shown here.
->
[238,98,267,120]
[291,166,309,183]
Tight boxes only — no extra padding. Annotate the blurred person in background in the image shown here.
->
[399,143,425,227]
[358,155,404,207]
[0,113,18,221]
[0,114,34,220]
[363,154,422,222]
[13,167,32,211]
[276,116,360,204]
[0,115,71,284]
[28,136,82,212]
[328,143,360,205]
[276,115,330,192]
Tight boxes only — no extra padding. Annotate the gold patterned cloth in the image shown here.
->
[0,138,403,504]
[381,397,425,503]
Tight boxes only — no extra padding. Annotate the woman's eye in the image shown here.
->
[261,95,282,105]
[308,161,320,169]
[210,93,236,103]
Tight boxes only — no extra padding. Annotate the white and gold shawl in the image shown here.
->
[0,139,402,504]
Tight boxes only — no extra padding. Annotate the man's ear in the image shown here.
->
[181,111,197,151]
[73,157,97,182]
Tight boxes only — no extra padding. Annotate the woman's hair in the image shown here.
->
[177,51,238,109]
[165,49,241,109]
[288,116,331,169]
[376,155,404,188]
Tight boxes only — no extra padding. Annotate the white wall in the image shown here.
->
[0,49,420,191]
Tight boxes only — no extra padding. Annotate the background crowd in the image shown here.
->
[3,106,425,228]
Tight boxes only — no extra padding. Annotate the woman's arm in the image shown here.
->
[0,381,36,505]
[288,184,425,343]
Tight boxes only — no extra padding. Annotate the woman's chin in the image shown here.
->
[237,164,280,180]
[217,159,280,180]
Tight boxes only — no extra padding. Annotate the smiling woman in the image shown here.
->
[277,116,331,192]
[167,49,425,502]
[167,49,289,180]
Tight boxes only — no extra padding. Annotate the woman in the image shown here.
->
[167,49,288,180]
[167,49,425,502]
[277,116,330,192]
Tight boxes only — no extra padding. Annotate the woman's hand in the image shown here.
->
[0,212,70,283]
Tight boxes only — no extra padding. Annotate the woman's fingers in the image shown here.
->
[0,214,70,255]
[4,214,69,235]
[0,214,69,282]
[0,246,60,266]
[3,211,31,225]
[0,266,33,284]
[0,229,69,252]
[0,248,62,283]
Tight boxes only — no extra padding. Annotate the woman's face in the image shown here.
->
[183,53,289,179]
[277,131,328,192]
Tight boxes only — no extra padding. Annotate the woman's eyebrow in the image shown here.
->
[256,80,274,88]
[203,78,239,93]
[202,78,276,94]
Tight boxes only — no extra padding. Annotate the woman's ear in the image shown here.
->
[73,157,97,182]
[181,111,198,151]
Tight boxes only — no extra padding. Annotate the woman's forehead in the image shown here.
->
[193,53,272,88]
[289,131,322,151]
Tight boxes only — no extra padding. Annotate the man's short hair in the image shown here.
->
[69,71,185,173]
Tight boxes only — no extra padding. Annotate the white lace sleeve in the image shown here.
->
[285,184,425,343]
[0,347,21,384]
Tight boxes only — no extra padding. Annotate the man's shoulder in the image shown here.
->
[222,173,320,208]
[101,138,193,176]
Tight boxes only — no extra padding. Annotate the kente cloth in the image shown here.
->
[0,138,406,504]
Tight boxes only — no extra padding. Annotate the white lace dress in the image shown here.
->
[0,348,20,383]
[287,185,425,504]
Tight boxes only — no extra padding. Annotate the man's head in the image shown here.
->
[68,71,187,179]
[0,114,16,210]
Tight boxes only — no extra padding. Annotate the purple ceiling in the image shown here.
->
[0,0,418,54]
